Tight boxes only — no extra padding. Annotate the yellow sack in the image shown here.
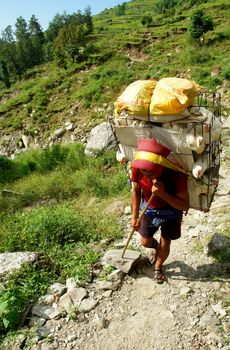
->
[114,80,157,116]
[150,77,201,115]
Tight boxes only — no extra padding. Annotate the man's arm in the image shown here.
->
[152,179,189,211]
[131,182,142,229]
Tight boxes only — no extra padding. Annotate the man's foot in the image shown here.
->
[153,268,166,284]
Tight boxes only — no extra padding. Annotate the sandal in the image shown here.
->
[153,268,166,284]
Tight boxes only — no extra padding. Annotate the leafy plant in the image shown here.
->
[189,10,214,45]
[141,16,153,27]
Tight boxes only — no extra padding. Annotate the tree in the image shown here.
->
[116,2,127,16]
[141,16,153,27]
[45,13,68,43]
[1,25,15,43]
[189,10,214,44]
[52,24,87,67]
[28,15,45,65]
[15,16,33,72]
[0,26,20,80]
[0,58,10,88]
[83,6,93,34]
[155,0,178,14]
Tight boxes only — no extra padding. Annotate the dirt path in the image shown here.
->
[4,119,230,350]
[25,148,229,350]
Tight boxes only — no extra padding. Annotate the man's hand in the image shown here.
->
[131,217,140,230]
[152,179,165,196]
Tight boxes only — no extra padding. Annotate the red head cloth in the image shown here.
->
[131,138,171,176]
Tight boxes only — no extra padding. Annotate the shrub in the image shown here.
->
[223,67,230,80]
[189,10,214,44]
[141,16,153,27]
[0,203,123,252]
[33,88,49,110]
[0,156,31,184]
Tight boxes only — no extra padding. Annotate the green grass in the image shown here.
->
[0,144,129,339]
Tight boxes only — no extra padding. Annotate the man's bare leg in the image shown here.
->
[140,236,158,264]
[154,236,171,283]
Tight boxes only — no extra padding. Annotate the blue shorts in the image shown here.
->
[138,212,182,240]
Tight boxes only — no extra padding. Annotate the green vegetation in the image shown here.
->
[0,0,230,134]
[189,10,214,44]
[0,0,230,343]
[0,143,129,339]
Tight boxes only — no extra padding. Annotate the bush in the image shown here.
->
[33,88,49,110]
[0,205,85,251]
[0,144,70,184]
[0,203,123,252]
[141,16,153,27]
[189,10,213,44]
[0,146,129,212]
[223,67,230,80]
[0,156,31,184]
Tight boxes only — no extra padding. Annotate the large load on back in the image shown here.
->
[110,77,222,212]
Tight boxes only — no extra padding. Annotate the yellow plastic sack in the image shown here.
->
[114,80,157,116]
[150,77,201,115]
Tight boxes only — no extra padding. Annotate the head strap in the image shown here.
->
[134,151,190,176]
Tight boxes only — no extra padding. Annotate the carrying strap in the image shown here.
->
[134,151,192,177]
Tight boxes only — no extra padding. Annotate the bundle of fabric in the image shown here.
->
[114,77,201,119]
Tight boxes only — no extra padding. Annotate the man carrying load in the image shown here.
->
[131,138,189,284]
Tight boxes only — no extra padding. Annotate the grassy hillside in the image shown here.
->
[0,0,229,341]
[0,0,229,141]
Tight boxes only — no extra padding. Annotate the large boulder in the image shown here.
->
[85,122,116,156]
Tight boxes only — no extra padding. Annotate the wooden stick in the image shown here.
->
[121,192,155,258]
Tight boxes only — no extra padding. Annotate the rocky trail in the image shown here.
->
[3,119,230,350]
[23,168,229,350]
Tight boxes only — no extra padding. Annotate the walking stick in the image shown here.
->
[121,192,155,258]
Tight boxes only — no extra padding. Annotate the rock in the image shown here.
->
[21,134,34,148]
[101,249,141,273]
[58,287,88,312]
[58,294,73,312]
[36,326,51,339]
[66,277,78,290]
[78,298,98,313]
[67,287,88,305]
[65,123,75,131]
[85,122,116,156]
[199,311,220,329]
[107,269,125,282]
[207,234,230,255]
[31,305,62,320]
[102,290,113,298]
[179,287,193,296]
[92,315,107,330]
[38,294,56,306]
[95,280,121,291]
[48,283,67,296]
[53,128,65,139]
[0,252,39,275]
[211,302,227,317]
[124,205,132,215]
[28,316,46,328]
